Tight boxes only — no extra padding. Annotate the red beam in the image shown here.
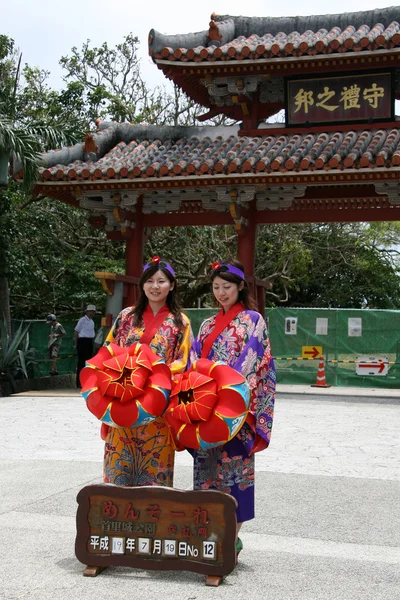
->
[139,206,400,227]
[257,206,400,224]
[125,195,144,306]
[237,200,256,278]
[142,212,232,227]
[240,121,400,137]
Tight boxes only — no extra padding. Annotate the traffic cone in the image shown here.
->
[311,356,331,388]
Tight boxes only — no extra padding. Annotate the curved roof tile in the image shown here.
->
[27,122,400,184]
[149,7,400,62]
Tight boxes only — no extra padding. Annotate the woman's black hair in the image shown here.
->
[210,259,257,310]
[129,264,185,330]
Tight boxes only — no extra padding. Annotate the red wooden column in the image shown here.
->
[237,198,257,284]
[125,195,144,307]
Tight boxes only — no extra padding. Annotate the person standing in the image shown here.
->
[74,304,96,388]
[103,256,193,487]
[189,259,276,560]
[46,314,66,375]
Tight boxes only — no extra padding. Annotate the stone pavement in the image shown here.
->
[1,385,400,599]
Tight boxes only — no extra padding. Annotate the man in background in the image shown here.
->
[46,314,66,376]
[74,304,96,388]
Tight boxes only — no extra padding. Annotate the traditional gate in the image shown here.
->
[22,6,400,312]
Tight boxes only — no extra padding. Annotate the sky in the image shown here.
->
[2,0,397,92]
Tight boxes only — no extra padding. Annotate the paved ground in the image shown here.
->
[1,385,400,599]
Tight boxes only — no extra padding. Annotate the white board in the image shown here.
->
[356,356,388,376]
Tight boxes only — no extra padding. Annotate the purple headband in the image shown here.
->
[211,261,245,280]
[143,256,176,277]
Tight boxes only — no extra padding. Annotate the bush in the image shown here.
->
[0,318,37,392]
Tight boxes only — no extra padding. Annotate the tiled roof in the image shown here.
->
[149,8,400,62]
[152,23,400,62]
[33,122,400,183]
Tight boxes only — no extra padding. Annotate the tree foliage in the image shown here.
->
[0,35,87,333]
[7,184,124,317]
[0,37,83,188]
[256,222,400,308]
[59,34,206,128]
[144,226,238,307]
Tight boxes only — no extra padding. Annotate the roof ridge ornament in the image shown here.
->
[207,20,223,44]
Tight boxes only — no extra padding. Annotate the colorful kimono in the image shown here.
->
[103,304,193,487]
[190,303,275,522]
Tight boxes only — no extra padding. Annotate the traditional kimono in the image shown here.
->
[190,302,275,522]
[103,304,193,487]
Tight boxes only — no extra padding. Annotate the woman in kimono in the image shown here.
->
[103,256,193,487]
[190,259,275,558]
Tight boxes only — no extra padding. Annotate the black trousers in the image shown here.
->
[76,337,94,387]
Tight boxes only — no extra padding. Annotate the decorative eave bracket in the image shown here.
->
[77,191,139,233]
[375,181,400,204]
[256,185,307,210]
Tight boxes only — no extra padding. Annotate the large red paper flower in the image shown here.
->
[165,359,250,450]
[80,342,172,428]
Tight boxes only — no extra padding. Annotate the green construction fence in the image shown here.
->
[265,307,400,389]
[11,307,400,388]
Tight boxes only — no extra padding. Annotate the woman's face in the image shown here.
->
[142,269,174,305]
[212,276,243,312]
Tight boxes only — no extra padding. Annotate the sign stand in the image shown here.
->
[76,484,237,586]
[83,566,106,577]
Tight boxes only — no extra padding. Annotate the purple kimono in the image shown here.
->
[190,308,275,522]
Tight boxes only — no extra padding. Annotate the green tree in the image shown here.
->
[0,36,82,331]
[256,222,400,308]
[8,188,125,317]
[59,34,201,127]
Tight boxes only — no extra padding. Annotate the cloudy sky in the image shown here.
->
[2,0,396,91]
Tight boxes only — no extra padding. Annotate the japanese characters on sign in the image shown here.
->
[75,485,237,577]
[286,72,393,126]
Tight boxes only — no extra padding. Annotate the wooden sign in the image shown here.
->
[75,484,237,586]
[286,72,393,126]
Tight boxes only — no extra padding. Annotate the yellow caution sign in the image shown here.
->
[301,346,323,359]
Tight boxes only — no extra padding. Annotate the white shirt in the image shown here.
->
[74,315,95,338]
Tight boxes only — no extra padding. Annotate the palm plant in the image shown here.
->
[0,51,41,190]
[0,318,37,392]
[0,114,43,189]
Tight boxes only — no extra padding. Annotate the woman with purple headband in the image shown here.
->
[103,256,193,487]
[190,259,275,561]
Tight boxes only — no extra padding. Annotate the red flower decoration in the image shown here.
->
[151,256,161,265]
[211,261,221,271]
[165,359,250,450]
[80,342,172,428]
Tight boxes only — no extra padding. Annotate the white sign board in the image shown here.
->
[285,317,298,335]
[348,318,362,337]
[356,356,389,376]
[316,318,328,335]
